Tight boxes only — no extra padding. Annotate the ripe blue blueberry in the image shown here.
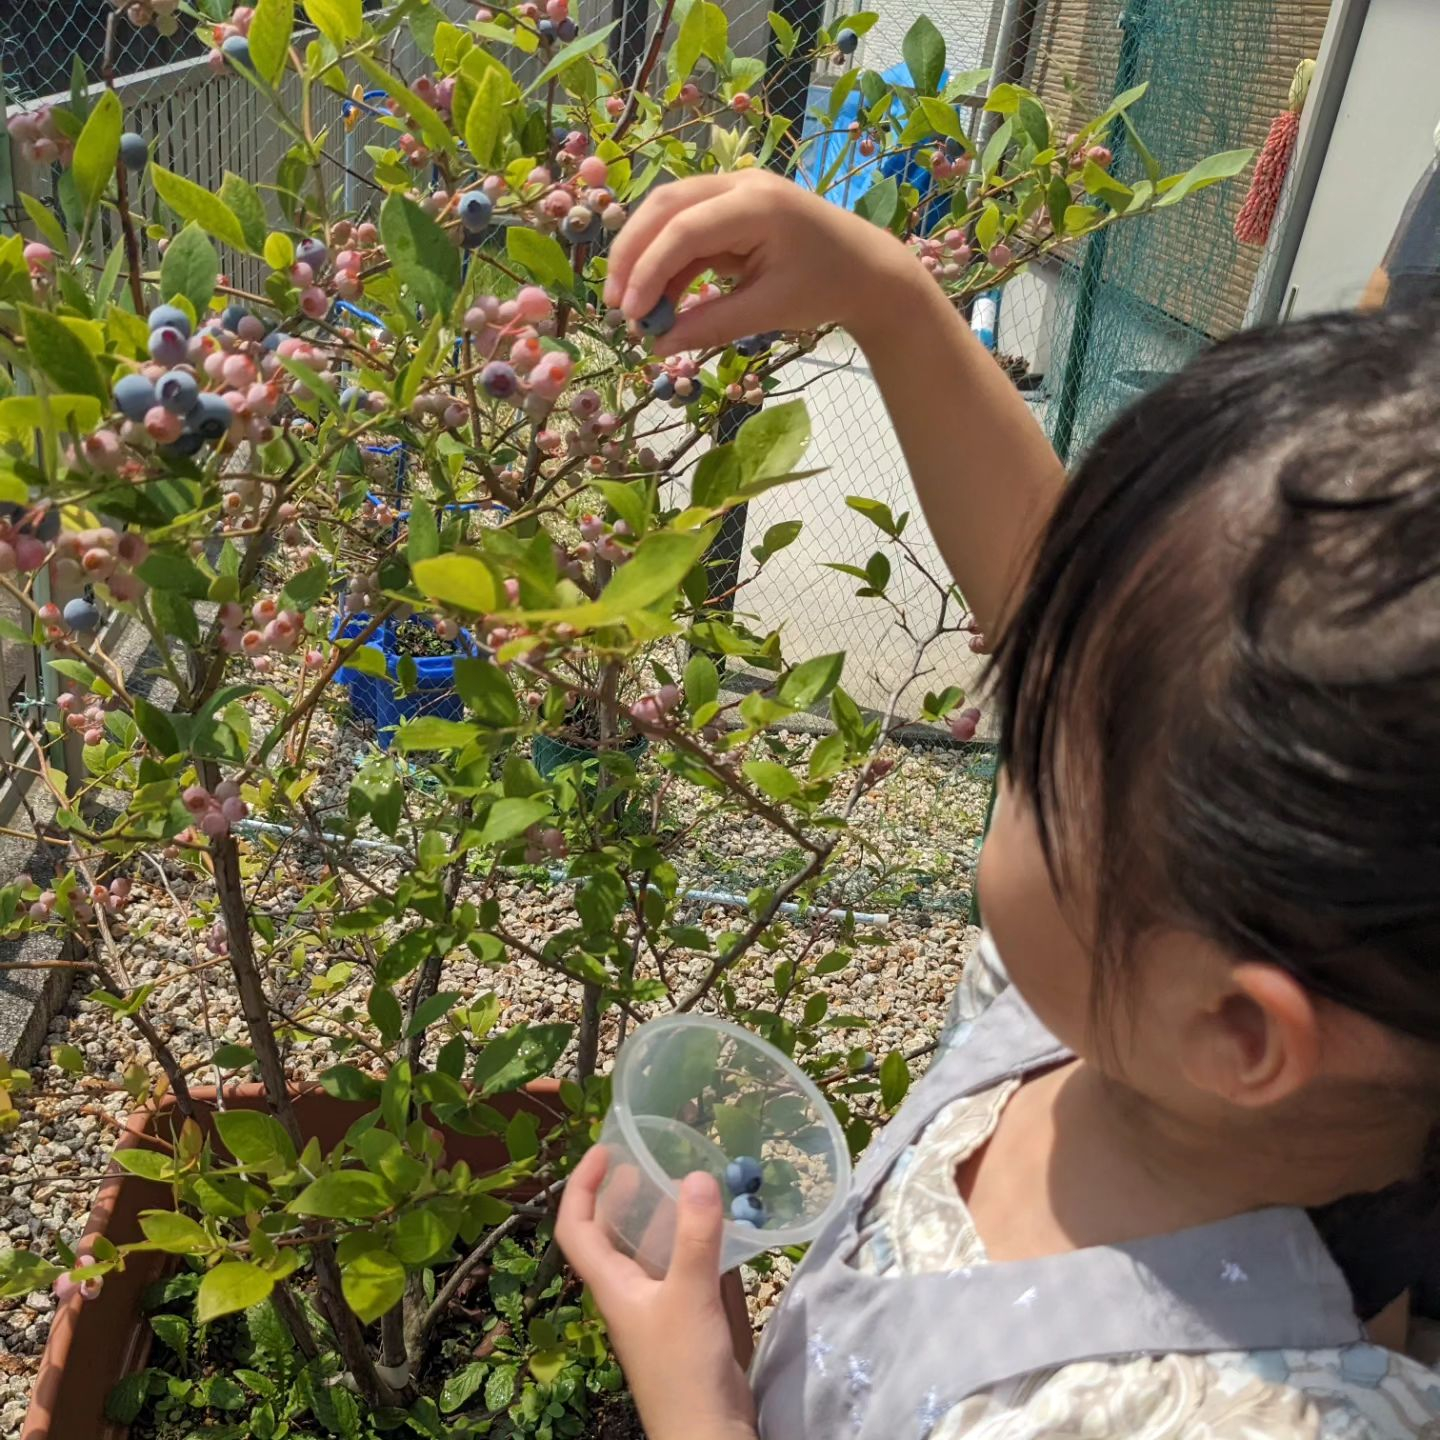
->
[147,304,192,339]
[112,373,157,422]
[730,1193,767,1227]
[295,237,329,273]
[221,304,251,332]
[221,35,252,67]
[537,18,556,39]
[944,136,963,160]
[118,132,149,172]
[725,1156,763,1196]
[836,27,859,54]
[262,330,284,352]
[339,386,364,411]
[162,432,206,459]
[638,295,676,338]
[557,18,578,41]
[148,326,188,367]
[650,373,674,401]
[457,190,494,232]
[480,361,519,400]
[63,597,101,633]
[190,393,234,442]
[156,370,200,416]
[560,213,602,247]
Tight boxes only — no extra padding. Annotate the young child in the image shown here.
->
[557,169,1440,1440]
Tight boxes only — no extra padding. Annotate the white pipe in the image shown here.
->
[231,820,890,925]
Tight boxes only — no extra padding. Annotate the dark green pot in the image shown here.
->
[532,733,650,825]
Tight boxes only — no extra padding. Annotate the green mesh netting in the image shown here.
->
[1040,0,1308,463]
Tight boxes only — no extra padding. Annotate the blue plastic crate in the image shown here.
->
[331,612,482,747]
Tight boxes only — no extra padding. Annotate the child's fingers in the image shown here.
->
[656,281,782,357]
[615,194,764,322]
[604,175,736,307]
[664,1170,725,1292]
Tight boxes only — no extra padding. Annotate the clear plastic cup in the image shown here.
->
[595,1014,851,1275]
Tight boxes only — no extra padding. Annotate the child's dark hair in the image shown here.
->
[991,300,1440,1045]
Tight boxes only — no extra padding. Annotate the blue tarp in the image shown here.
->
[796,62,958,215]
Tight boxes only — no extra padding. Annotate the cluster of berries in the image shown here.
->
[725,1155,768,1227]
[5,106,72,167]
[182,779,249,839]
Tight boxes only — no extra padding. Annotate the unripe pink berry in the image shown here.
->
[988,243,1014,269]
[605,95,625,118]
[949,706,981,742]
[299,287,329,319]
[201,810,230,838]
[731,92,752,113]
[144,406,183,443]
[182,784,210,814]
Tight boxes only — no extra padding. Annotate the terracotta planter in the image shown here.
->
[22,1079,565,1440]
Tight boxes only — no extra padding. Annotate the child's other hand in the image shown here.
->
[604,169,913,354]
[557,1146,758,1440]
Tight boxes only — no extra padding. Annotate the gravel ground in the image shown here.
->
[0,709,989,1432]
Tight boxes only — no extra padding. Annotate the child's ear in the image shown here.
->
[1179,962,1321,1107]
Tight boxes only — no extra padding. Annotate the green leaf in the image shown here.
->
[879,1049,910,1108]
[1082,159,1134,211]
[248,0,294,85]
[19,194,68,253]
[405,990,461,1038]
[480,796,550,844]
[139,1210,212,1253]
[319,1064,383,1100]
[506,225,574,292]
[407,502,439,565]
[412,551,498,614]
[151,167,250,252]
[113,1147,175,1181]
[975,200,1001,252]
[846,495,904,536]
[743,759,800,801]
[486,1364,518,1410]
[159,223,219,314]
[441,1362,488,1413]
[768,9,796,56]
[779,652,843,707]
[854,174,899,229]
[454,657,520,726]
[72,90,121,216]
[303,0,362,45]
[136,551,211,598]
[196,1261,275,1324]
[263,230,295,270]
[980,116,1013,178]
[53,1044,85,1074]
[684,652,718,712]
[280,560,331,609]
[290,1170,394,1219]
[473,1022,572,1096]
[591,529,709,622]
[105,1371,150,1424]
[379,193,461,318]
[0,1248,64,1300]
[734,399,812,485]
[916,96,964,144]
[340,1248,405,1323]
[215,1109,297,1171]
[524,20,616,95]
[150,1313,190,1357]
[369,984,404,1044]
[464,68,506,169]
[752,519,801,564]
[391,1204,459,1266]
[394,716,481,752]
[20,306,106,403]
[355,52,453,154]
[901,15,945,96]
[131,696,179,754]
[1153,148,1254,208]
[218,173,268,253]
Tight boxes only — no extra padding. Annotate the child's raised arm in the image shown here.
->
[606,170,1066,636]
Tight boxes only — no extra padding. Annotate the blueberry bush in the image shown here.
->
[0,1,1249,1433]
